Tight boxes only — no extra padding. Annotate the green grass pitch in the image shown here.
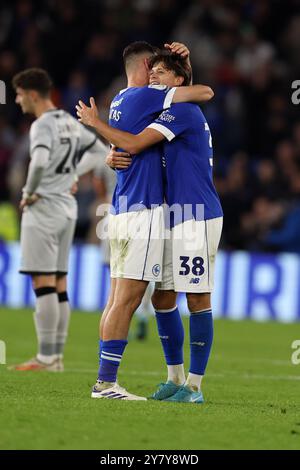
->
[0,307,300,450]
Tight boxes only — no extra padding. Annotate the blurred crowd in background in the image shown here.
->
[1,0,300,252]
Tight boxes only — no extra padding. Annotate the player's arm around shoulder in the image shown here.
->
[76,98,164,156]
[172,84,214,104]
[121,127,165,155]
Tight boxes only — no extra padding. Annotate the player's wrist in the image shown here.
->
[22,192,39,204]
[22,192,32,201]
[93,116,104,131]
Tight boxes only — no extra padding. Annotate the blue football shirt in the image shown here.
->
[109,85,176,214]
[148,103,223,227]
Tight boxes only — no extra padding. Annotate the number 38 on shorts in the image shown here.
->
[155,217,223,294]
[179,256,205,277]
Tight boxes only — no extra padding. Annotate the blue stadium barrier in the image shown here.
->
[0,241,299,322]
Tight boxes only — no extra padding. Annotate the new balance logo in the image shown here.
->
[190,278,200,284]
[191,341,205,347]
[159,335,169,340]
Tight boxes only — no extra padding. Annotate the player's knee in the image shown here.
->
[113,292,143,315]
[32,274,56,290]
[56,274,67,293]
[151,289,176,311]
[186,293,211,313]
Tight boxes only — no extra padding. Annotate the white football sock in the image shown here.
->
[167,364,185,385]
[34,290,59,358]
[56,298,71,355]
[37,353,56,364]
[185,372,203,392]
[97,380,116,390]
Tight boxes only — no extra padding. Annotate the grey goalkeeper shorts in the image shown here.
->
[19,198,76,275]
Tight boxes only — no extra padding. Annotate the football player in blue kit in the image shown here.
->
[78,50,222,404]
[77,42,215,400]
[77,53,223,403]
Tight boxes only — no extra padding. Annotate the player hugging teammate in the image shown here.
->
[77,42,223,403]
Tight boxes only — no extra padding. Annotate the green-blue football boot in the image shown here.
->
[164,385,204,403]
[148,381,182,400]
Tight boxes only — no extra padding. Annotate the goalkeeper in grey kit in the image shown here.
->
[11,68,107,371]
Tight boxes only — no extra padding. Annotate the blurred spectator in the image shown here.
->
[265,204,300,253]
[1,0,300,253]
[62,70,92,117]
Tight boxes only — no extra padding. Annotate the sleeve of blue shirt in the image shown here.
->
[146,102,191,141]
[137,85,177,116]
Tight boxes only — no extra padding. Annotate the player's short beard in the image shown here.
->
[23,101,34,114]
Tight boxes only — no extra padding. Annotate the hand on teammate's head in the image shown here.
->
[164,42,190,59]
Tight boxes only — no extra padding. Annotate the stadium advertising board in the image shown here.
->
[0,242,299,322]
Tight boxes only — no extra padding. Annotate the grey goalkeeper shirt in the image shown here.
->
[24,109,107,219]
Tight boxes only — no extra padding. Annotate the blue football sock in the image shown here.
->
[189,309,213,375]
[98,339,127,383]
[155,306,184,365]
[98,339,103,365]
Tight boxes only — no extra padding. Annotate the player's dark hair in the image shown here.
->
[12,68,53,97]
[148,51,192,86]
[123,41,157,69]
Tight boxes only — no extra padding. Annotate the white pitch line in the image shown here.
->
[7,356,292,367]
[239,373,300,381]
[4,362,299,381]
[213,355,291,366]
[64,368,300,382]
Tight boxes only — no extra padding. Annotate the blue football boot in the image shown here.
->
[148,381,182,400]
[164,385,204,403]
